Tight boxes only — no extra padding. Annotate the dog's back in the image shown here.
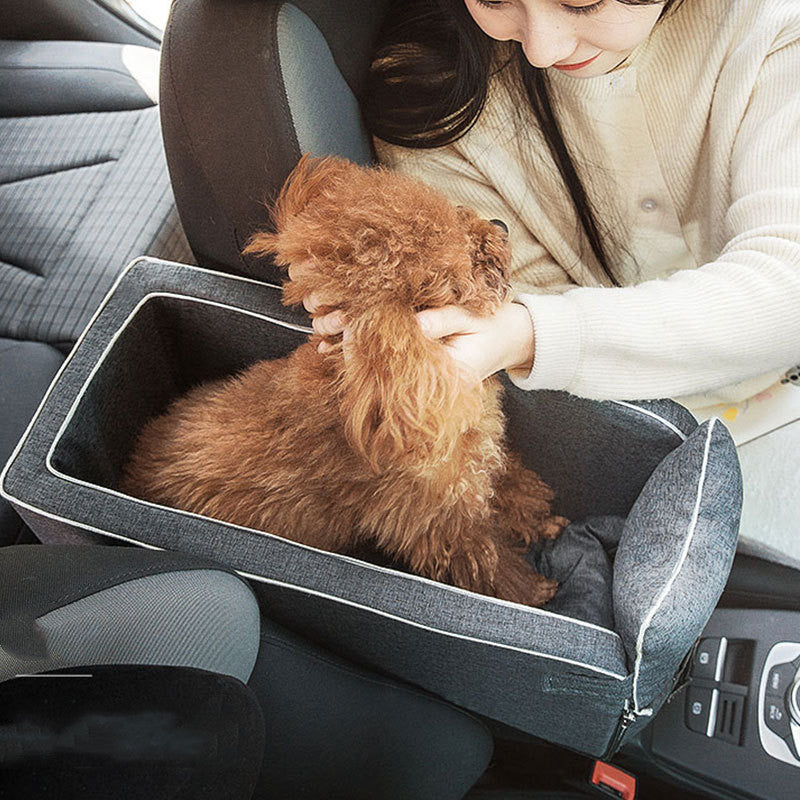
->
[120,155,564,606]
[119,342,389,552]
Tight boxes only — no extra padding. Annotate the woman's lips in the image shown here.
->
[553,53,601,71]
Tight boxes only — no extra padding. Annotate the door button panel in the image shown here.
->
[765,661,796,699]
[764,697,791,738]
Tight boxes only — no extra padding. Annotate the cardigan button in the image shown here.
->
[640,198,658,212]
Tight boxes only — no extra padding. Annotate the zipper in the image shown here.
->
[604,643,697,759]
[666,640,697,704]
[603,702,638,759]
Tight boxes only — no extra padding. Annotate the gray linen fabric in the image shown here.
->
[532,515,625,629]
[614,419,741,713]
[1,258,742,757]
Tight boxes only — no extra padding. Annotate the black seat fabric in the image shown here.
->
[250,618,493,800]
[1,665,265,800]
[160,0,389,279]
[0,542,264,800]
[0,39,193,543]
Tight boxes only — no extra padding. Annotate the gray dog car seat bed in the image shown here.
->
[1,257,743,758]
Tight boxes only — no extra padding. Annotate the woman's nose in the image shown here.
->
[519,16,578,68]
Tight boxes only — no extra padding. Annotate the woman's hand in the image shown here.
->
[415,302,535,382]
[288,260,344,345]
[289,261,535,381]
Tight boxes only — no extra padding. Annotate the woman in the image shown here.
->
[301,0,800,560]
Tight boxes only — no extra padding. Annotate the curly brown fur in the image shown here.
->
[120,155,566,607]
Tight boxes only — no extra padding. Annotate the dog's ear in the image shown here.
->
[455,207,512,309]
[243,153,356,260]
[336,306,483,475]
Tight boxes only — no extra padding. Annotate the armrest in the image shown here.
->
[0,544,260,683]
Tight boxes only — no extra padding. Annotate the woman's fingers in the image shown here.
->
[312,310,347,337]
[286,260,345,352]
[317,324,351,355]
[415,302,535,382]
[416,305,477,339]
[287,261,339,313]
[313,310,347,355]
[303,289,340,314]
[287,260,315,283]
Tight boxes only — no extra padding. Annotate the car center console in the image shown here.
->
[626,608,800,800]
[759,641,800,768]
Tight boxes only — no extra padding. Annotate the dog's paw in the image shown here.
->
[503,573,558,608]
[539,515,569,540]
[492,555,558,608]
[526,573,559,606]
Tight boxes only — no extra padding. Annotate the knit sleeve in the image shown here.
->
[511,35,800,403]
[374,137,575,293]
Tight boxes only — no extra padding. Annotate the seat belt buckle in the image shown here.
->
[589,760,638,800]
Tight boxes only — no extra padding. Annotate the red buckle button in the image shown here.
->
[590,760,638,800]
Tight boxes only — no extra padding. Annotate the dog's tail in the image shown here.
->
[337,304,484,476]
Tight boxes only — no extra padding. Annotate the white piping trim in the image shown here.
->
[42,291,619,638]
[48,458,624,637]
[0,257,287,494]
[144,257,284,292]
[0,494,164,550]
[2,493,626,679]
[43,291,310,483]
[237,571,627,679]
[3,283,626,666]
[610,401,688,442]
[631,418,716,712]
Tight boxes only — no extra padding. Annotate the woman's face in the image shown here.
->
[464,0,664,77]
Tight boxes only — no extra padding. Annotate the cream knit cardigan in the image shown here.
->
[374,0,800,407]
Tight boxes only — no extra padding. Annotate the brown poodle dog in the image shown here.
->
[120,155,566,607]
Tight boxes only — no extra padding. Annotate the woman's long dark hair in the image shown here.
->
[364,0,685,286]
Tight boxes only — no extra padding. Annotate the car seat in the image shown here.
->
[0,543,265,799]
[0,32,193,545]
[159,0,388,278]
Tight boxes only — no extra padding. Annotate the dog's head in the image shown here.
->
[245,154,512,314]
[244,155,513,473]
